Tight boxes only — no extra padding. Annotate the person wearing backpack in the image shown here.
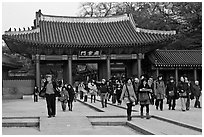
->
[120,78,137,121]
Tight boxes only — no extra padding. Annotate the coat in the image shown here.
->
[42,81,60,97]
[177,81,191,98]
[166,81,177,99]
[154,80,166,99]
[192,84,201,97]
[120,84,137,104]
[138,83,151,105]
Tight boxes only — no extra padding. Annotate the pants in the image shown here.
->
[186,95,190,110]
[116,91,122,104]
[80,91,83,100]
[45,94,56,116]
[155,99,163,110]
[91,95,96,103]
[127,103,133,117]
[84,95,87,102]
[68,99,73,111]
[140,104,149,114]
[194,96,201,108]
[100,93,107,107]
[168,97,176,109]
[34,94,38,102]
[61,101,67,111]
[180,97,187,111]
[112,94,117,104]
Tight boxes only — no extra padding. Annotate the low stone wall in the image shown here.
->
[2,87,23,99]
[2,80,35,99]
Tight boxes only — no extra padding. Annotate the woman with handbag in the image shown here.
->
[138,78,152,119]
[120,78,137,121]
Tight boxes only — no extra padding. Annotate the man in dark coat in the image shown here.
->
[166,76,177,110]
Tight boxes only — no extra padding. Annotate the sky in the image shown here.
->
[2,2,81,33]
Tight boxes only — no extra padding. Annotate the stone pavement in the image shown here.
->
[2,95,202,135]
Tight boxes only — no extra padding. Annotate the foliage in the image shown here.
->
[79,2,202,50]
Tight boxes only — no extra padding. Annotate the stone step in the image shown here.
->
[2,117,39,127]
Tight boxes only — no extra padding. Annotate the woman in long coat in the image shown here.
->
[120,78,137,121]
[154,75,166,111]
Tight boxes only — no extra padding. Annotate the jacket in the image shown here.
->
[154,80,166,99]
[42,81,60,97]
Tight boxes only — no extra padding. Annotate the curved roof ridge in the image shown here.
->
[135,27,176,35]
[156,49,201,52]
[40,13,130,23]
[4,28,40,36]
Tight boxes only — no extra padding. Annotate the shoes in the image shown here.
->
[52,115,55,117]
[156,106,158,110]
[141,113,144,119]
[127,116,131,121]
[172,108,175,110]
[182,110,186,112]
[146,113,151,119]
[48,115,52,118]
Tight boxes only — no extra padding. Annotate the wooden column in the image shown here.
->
[175,68,178,86]
[156,68,159,78]
[194,68,197,81]
[137,53,142,78]
[36,54,40,89]
[107,55,111,80]
[68,56,72,85]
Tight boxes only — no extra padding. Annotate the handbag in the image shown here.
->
[169,90,174,97]
[39,88,46,97]
[125,85,136,103]
[139,92,149,102]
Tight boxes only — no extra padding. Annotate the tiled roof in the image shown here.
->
[2,54,22,69]
[148,50,202,67]
[2,11,176,48]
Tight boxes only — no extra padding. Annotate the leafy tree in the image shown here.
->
[79,2,202,50]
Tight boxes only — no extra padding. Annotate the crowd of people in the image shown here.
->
[76,74,201,121]
[36,73,202,121]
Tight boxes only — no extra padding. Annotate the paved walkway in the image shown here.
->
[2,95,202,135]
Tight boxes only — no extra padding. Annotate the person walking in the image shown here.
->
[67,84,75,111]
[166,76,177,110]
[34,86,39,102]
[192,81,202,108]
[147,77,154,105]
[138,78,152,119]
[98,79,108,108]
[78,81,85,100]
[42,74,60,118]
[88,79,98,103]
[184,76,192,110]
[120,78,137,121]
[133,78,140,105]
[154,75,166,111]
[177,76,190,111]
[115,79,123,105]
[59,86,69,111]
